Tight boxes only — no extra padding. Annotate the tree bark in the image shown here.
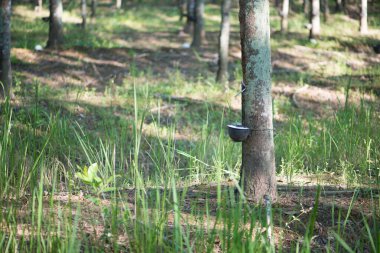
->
[280,0,289,33]
[322,0,329,22]
[360,0,367,34]
[116,0,122,9]
[191,0,205,48]
[303,0,309,14]
[81,0,86,29]
[0,0,12,98]
[35,0,42,12]
[309,0,320,39]
[216,0,231,84]
[46,0,64,48]
[91,0,96,17]
[239,0,277,202]
[182,0,194,33]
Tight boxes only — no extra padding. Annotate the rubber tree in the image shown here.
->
[191,0,205,48]
[360,0,368,34]
[216,0,231,83]
[239,0,277,202]
[46,0,64,48]
[0,0,12,98]
[81,0,86,29]
[309,0,320,39]
[280,0,289,33]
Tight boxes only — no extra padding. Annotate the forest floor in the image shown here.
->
[2,0,380,252]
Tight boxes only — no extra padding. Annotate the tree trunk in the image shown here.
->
[280,0,289,33]
[178,0,186,21]
[322,0,329,22]
[309,0,320,39]
[35,0,42,12]
[183,0,194,33]
[360,0,367,34]
[116,0,122,9]
[216,0,231,84]
[0,0,12,98]
[191,0,205,48]
[239,0,277,202]
[335,0,342,12]
[303,0,309,14]
[91,0,96,17]
[81,0,86,29]
[46,0,64,48]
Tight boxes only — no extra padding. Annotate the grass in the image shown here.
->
[1,0,380,252]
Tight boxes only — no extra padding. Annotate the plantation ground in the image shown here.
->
[1,0,380,252]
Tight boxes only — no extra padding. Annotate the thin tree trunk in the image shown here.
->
[322,0,329,22]
[335,0,342,12]
[178,0,186,21]
[303,0,309,14]
[35,0,42,12]
[239,0,277,202]
[183,0,194,33]
[216,0,231,84]
[280,0,289,33]
[191,0,205,48]
[46,0,63,48]
[309,0,320,39]
[91,0,96,17]
[81,0,86,29]
[360,0,367,34]
[116,0,122,9]
[0,0,12,98]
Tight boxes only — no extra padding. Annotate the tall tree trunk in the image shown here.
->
[322,0,329,22]
[46,0,63,48]
[239,0,277,202]
[178,0,186,21]
[360,0,367,34]
[91,0,96,17]
[182,0,194,33]
[309,0,320,39]
[116,0,122,9]
[35,0,42,12]
[81,0,86,29]
[335,0,343,12]
[280,0,289,33]
[216,0,231,84]
[0,0,12,98]
[303,0,309,14]
[191,0,205,48]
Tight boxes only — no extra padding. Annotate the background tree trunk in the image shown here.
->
[239,0,277,202]
[35,0,42,12]
[216,0,231,84]
[46,0,64,48]
[309,0,320,39]
[303,0,309,14]
[81,0,86,29]
[183,0,194,33]
[280,0,289,33]
[322,0,329,22]
[360,0,367,34]
[0,0,12,98]
[191,0,205,48]
[91,0,96,17]
[116,0,122,9]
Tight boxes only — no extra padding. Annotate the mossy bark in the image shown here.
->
[216,0,231,84]
[46,0,64,48]
[0,0,12,98]
[239,0,277,202]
